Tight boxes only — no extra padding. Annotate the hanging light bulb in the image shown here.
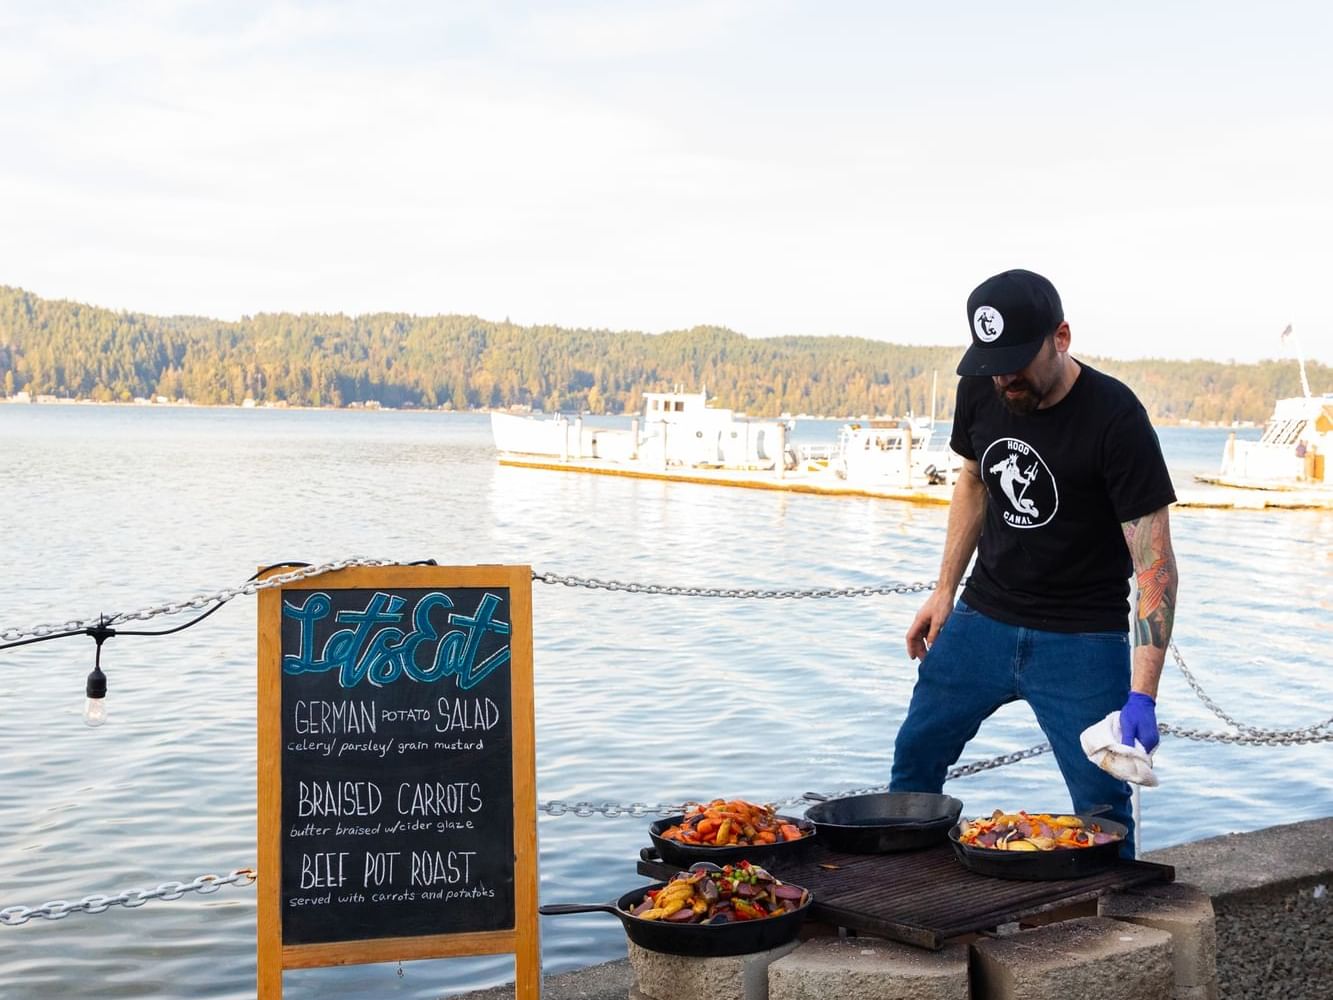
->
[84,662,107,726]
[83,620,113,727]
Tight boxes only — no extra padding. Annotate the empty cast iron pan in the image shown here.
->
[803,791,963,853]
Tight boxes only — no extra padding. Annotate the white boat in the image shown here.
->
[824,371,962,488]
[831,417,962,488]
[1206,393,1332,490]
[490,388,796,471]
[1199,328,1331,493]
[492,382,963,499]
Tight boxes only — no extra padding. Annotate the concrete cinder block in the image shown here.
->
[1172,982,1218,1000]
[971,916,1174,1000]
[768,937,969,1000]
[628,938,800,1000]
[1099,881,1217,988]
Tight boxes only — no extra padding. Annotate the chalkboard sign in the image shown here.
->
[257,565,538,1000]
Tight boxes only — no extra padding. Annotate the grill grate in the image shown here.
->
[637,842,1173,950]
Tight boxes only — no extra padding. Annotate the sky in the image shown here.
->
[1,1,1331,366]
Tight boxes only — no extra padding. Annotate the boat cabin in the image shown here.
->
[638,389,790,468]
[1220,394,1332,486]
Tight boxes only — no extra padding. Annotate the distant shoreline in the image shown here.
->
[4,285,1322,426]
[0,396,1264,430]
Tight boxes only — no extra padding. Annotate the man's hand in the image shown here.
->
[905,591,955,660]
[1119,691,1160,754]
[907,458,983,661]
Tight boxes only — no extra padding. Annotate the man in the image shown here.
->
[890,268,1178,855]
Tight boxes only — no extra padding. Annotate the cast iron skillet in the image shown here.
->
[947,810,1129,880]
[538,865,813,957]
[802,791,963,853]
[647,813,816,868]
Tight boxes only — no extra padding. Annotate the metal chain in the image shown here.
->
[531,636,1331,820]
[1159,721,1333,746]
[0,558,395,642]
[0,868,256,927]
[536,741,1056,817]
[533,571,937,600]
[944,741,1054,779]
[1169,641,1333,740]
[2,565,931,644]
[539,800,687,818]
[0,574,1326,931]
[774,742,1057,806]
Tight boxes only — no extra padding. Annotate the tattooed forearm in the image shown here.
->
[1122,507,1178,650]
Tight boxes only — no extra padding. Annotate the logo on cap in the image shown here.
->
[973,306,1003,343]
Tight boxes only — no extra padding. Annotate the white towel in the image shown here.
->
[1079,711,1160,787]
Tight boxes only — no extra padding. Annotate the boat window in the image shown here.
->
[1261,420,1283,444]
[674,401,684,412]
[1262,418,1307,445]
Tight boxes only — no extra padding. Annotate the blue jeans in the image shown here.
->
[890,600,1136,857]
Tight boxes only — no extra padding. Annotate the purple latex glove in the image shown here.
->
[1119,691,1160,754]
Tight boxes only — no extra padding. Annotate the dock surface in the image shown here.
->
[498,455,1333,510]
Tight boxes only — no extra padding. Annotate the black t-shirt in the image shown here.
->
[950,362,1176,632]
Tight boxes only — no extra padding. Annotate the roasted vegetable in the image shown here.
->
[659,799,808,847]
[957,810,1122,852]
[625,862,809,924]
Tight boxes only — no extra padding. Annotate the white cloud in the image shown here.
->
[517,0,759,61]
[0,2,1329,364]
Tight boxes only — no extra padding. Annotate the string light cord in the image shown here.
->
[0,557,440,647]
[0,562,324,726]
[0,562,316,653]
[0,561,1325,736]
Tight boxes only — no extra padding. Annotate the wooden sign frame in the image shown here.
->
[257,564,539,999]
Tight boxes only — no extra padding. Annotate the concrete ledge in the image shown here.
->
[1143,817,1333,898]
[970,916,1173,1000]
[629,938,800,1000]
[452,957,632,1000]
[1144,817,1332,1000]
[769,937,969,1000]
[455,819,1332,1000]
[1099,881,1216,987]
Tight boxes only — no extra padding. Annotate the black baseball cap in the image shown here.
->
[956,269,1064,377]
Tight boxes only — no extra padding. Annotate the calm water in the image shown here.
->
[0,405,1329,999]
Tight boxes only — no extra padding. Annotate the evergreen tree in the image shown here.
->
[0,285,1325,423]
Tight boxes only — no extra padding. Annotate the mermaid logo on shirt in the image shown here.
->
[980,437,1058,529]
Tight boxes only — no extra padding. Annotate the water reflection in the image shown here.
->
[0,407,1326,998]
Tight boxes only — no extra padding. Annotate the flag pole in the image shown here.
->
[1281,324,1312,400]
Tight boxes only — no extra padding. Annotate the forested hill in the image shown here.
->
[0,286,1323,423]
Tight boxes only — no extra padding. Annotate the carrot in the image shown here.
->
[664,799,807,848]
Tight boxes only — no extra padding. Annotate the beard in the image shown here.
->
[994,378,1043,415]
